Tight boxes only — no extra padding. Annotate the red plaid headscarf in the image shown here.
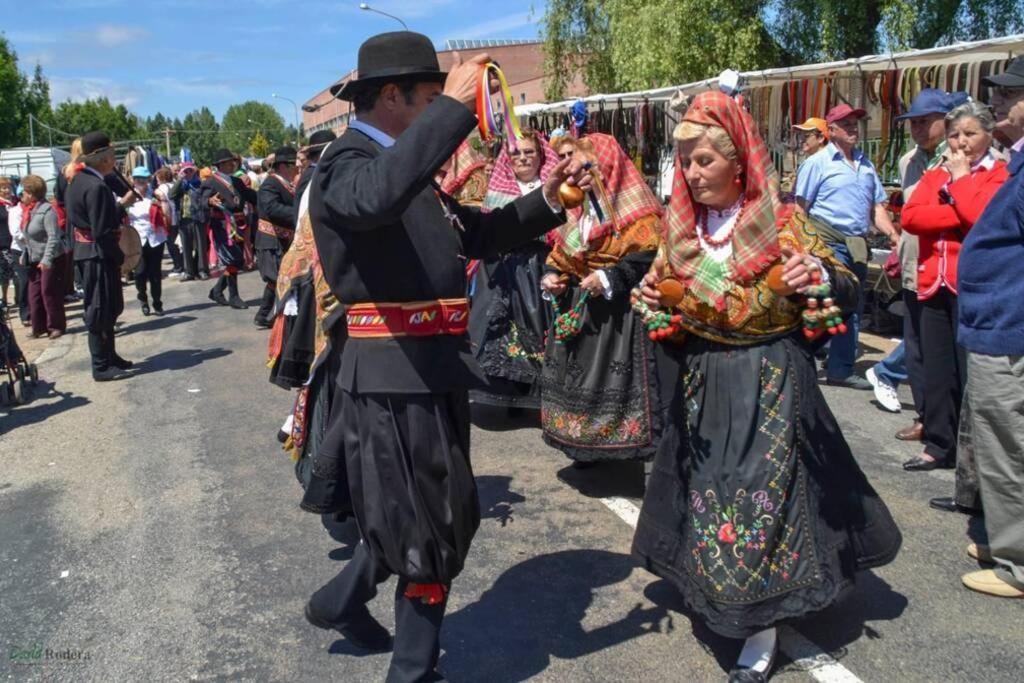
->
[554,133,662,251]
[664,91,783,310]
[483,133,560,211]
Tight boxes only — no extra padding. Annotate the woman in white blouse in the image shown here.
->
[127,167,168,316]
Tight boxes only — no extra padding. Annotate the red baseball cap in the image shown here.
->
[825,103,867,124]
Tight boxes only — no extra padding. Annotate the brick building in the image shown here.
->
[302,39,587,136]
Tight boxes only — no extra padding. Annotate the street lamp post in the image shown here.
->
[272,93,301,145]
[358,3,409,30]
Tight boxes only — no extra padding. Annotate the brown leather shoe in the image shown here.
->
[896,422,923,441]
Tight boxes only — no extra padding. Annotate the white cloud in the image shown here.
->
[448,12,537,41]
[145,77,238,98]
[94,24,149,48]
[49,76,143,108]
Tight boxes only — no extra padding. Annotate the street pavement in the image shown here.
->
[2,270,1022,682]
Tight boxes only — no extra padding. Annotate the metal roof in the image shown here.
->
[443,39,539,50]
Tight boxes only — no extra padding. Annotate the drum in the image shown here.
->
[120,226,142,277]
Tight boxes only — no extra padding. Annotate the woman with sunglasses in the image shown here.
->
[468,129,561,413]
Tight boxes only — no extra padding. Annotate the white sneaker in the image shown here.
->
[867,367,901,413]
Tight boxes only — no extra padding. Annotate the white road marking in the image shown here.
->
[599,496,865,683]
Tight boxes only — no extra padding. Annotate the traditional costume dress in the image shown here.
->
[467,139,558,409]
[64,132,130,380]
[304,31,566,683]
[255,148,297,328]
[540,133,664,462]
[631,93,902,648]
[199,152,258,309]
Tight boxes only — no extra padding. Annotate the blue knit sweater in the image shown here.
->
[958,150,1024,355]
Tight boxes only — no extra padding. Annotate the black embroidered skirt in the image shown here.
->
[210,220,243,269]
[468,242,551,409]
[540,286,661,462]
[632,334,902,639]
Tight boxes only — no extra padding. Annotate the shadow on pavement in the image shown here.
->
[469,404,540,432]
[0,380,90,435]
[130,347,232,376]
[440,549,670,682]
[165,300,221,315]
[477,475,526,527]
[124,315,197,335]
[322,514,360,562]
[556,460,646,500]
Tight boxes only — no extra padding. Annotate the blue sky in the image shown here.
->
[4,0,545,121]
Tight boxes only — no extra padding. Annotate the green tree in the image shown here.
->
[220,101,286,153]
[181,107,220,165]
[49,98,144,143]
[0,35,54,148]
[249,131,271,157]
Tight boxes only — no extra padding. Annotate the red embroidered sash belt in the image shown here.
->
[346,298,469,339]
[258,218,295,241]
[74,226,122,243]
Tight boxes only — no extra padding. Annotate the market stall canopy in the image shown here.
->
[518,33,1024,115]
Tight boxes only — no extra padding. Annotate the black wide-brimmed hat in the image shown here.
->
[304,130,336,151]
[212,148,236,165]
[81,131,113,156]
[273,146,297,164]
[984,56,1024,88]
[332,31,446,101]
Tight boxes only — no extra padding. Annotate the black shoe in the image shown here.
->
[111,355,134,369]
[198,272,210,281]
[254,315,272,328]
[153,304,164,316]
[929,496,981,515]
[92,367,131,382]
[209,287,228,306]
[727,640,777,683]
[825,374,873,390]
[229,295,248,310]
[903,455,951,471]
[141,302,151,316]
[304,603,392,652]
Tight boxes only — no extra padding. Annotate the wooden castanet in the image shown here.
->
[120,226,141,277]
[765,262,796,296]
[656,277,685,307]
[558,182,585,209]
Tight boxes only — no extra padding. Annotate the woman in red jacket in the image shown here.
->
[901,101,1008,471]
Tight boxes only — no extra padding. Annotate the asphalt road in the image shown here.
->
[2,270,1022,682]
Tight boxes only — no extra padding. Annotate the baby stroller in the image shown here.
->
[0,301,38,405]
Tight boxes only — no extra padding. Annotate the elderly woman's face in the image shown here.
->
[557,142,575,161]
[509,138,542,183]
[0,183,11,200]
[947,116,991,163]
[678,135,742,210]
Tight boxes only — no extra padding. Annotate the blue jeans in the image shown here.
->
[825,242,867,380]
[873,340,908,388]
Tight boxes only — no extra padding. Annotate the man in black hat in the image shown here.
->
[198,148,258,309]
[303,31,591,682]
[64,131,138,381]
[985,55,1024,149]
[254,146,298,327]
[293,130,336,225]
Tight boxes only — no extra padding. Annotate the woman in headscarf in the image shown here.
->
[631,92,902,682]
[539,133,663,465]
[468,129,559,411]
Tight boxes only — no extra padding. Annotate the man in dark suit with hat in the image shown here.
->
[302,31,591,682]
[254,146,298,328]
[198,148,258,309]
[295,130,336,215]
[65,131,138,381]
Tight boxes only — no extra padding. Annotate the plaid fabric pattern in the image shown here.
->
[553,133,663,252]
[664,92,783,311]
[440,141,487,196]
[482,135,560,211]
